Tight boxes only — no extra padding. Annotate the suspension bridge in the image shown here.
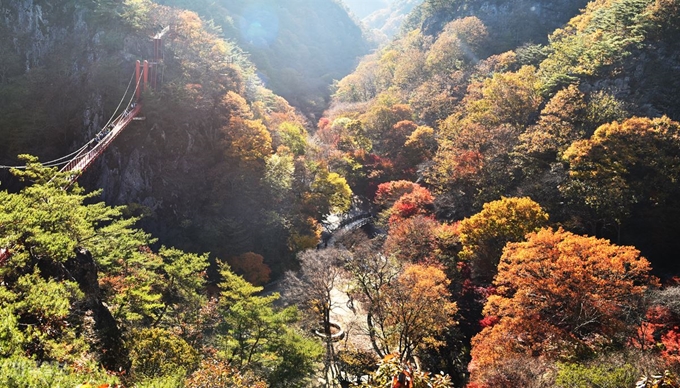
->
[57,59,148,187]
[0,28,169,264]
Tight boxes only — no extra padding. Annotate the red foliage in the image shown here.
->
[375,180,417,207]
[479,315,499,328]
[388,185,434,225]
[662,330,680,367]
[453,150,484,178]
[393,201,419,219]
[632,305,680,367]
[475,285,496,300]
[318,117,331,130]
[315,123,342,147]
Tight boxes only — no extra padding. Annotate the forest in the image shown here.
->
[1,0,680,387]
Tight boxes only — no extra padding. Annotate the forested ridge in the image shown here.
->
[1,0,680,387]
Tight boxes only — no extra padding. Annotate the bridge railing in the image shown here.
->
[61,104,142,183]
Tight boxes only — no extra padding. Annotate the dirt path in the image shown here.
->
[329,277,373,352]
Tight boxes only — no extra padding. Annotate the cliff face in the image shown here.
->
[3,0,85,70]
[0,0,151,203]
[1,1,296,273]
[2,2,86,170]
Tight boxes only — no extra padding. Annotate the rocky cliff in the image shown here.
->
[0,1,317,275]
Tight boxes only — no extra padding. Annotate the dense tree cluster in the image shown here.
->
[2,0,356,279]
[3,0,680,386]
[315,0,680,385]
[0,160,322,386]
[0,1,348,385]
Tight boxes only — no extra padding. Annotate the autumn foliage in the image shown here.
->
[458,197,549,282]
[378,263,458,361]
[384,215,438,263]
[469,228,658,384]
[388,185,435,225]
[562,116,680,229]
[227,252,272,286]
[633,287,680,368]
[374,181,435,228]
[185,358,267,388]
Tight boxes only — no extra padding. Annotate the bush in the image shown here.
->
[337,348,378,384]
[556,362,638,388]
[185,358,267,388]
[0,354,118,388]
[129,328,199,380]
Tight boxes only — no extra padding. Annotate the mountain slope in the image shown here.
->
[0,0,351,277]
[363,0,421,39]
[158,0,373,119]
[325,0,680,269]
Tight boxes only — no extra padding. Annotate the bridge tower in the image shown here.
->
[135,26,169,100]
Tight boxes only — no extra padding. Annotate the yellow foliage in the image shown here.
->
[458,197,549,282]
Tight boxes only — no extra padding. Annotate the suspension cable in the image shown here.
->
[102,70,137,130]
[0,69,140,170]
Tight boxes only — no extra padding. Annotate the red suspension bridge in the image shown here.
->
[0,28,169,264]
[59,60,147,186]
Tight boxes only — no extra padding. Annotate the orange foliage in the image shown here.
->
[318,117,331,130]
[470,228,658,383]
[219,91,253,120]
[384,215,438,263]
[227,252,271,286]
[379,263,457,359]
[375,180,418,208]
[224,117,273,163]
[185,358,267,388]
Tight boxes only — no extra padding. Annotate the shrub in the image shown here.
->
[0,354,118,388]
[556,362,638,388]
[129,328,199,380]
